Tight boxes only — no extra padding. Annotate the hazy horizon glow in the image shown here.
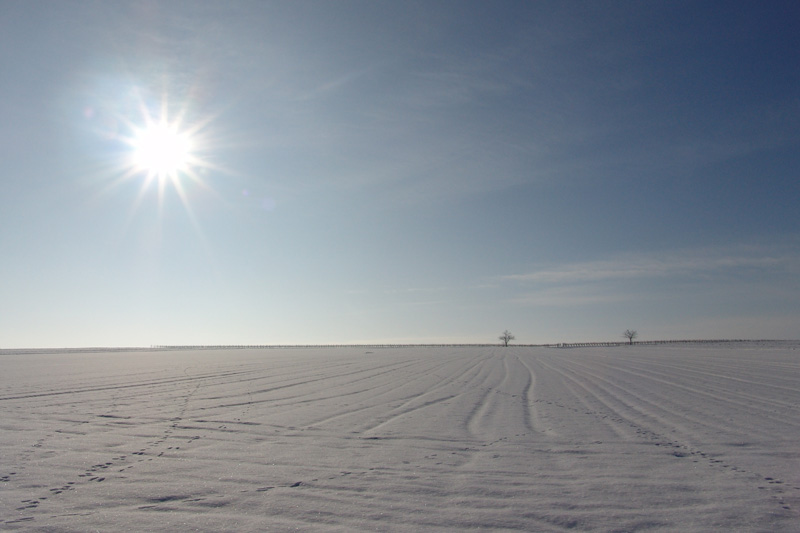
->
[1,1,798,348]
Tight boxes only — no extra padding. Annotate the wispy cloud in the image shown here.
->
[344,283,497,297]
[508,285,636,307]
[293,68,371,102]
[502,244,799,285]
[500,242,800,313]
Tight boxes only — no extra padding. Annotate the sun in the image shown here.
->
[130,120,194,179]
[89,86,224,223]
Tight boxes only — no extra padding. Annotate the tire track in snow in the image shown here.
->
[4,346,798,530]
[515,354,560,437]
[464,353,511,440]
[0,369,254,402]
[358,351,494,437]
[197,355,441,410]
[560,355,800,439]
[611,358,800,434]
[545,354,710,441]
[307,351,486,431]
[463,351,556,441]
[532,348,800,517]
[533,353,645,441]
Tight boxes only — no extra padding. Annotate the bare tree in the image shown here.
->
[623,329,638,345]
[499,330,515,347]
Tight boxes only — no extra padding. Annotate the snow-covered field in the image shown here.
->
[1,343,798,531]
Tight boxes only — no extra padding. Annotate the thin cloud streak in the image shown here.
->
[509,285,637,307]
[503,244,799,285]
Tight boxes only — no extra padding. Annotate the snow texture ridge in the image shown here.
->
[1,343,798,531]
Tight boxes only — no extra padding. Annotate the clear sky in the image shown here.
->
[1,1,798,348]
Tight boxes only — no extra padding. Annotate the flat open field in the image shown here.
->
[1,343,798,531]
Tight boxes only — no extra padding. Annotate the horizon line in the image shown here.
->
[1,339,796,354]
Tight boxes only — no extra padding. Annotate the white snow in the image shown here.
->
[1,343,798,531]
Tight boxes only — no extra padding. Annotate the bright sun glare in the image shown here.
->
[131,121,194,178]
[98,88,220,220]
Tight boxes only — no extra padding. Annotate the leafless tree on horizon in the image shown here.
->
[499,330,515,347]
[623,329,638,345]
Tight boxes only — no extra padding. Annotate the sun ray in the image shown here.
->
[110,91,211,216]
[82,80,240,248]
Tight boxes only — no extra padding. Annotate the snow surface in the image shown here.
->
[1,343,798,531]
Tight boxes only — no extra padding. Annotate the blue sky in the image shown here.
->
[1,1,798,347]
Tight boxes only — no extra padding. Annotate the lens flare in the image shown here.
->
[131,121,193,178]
